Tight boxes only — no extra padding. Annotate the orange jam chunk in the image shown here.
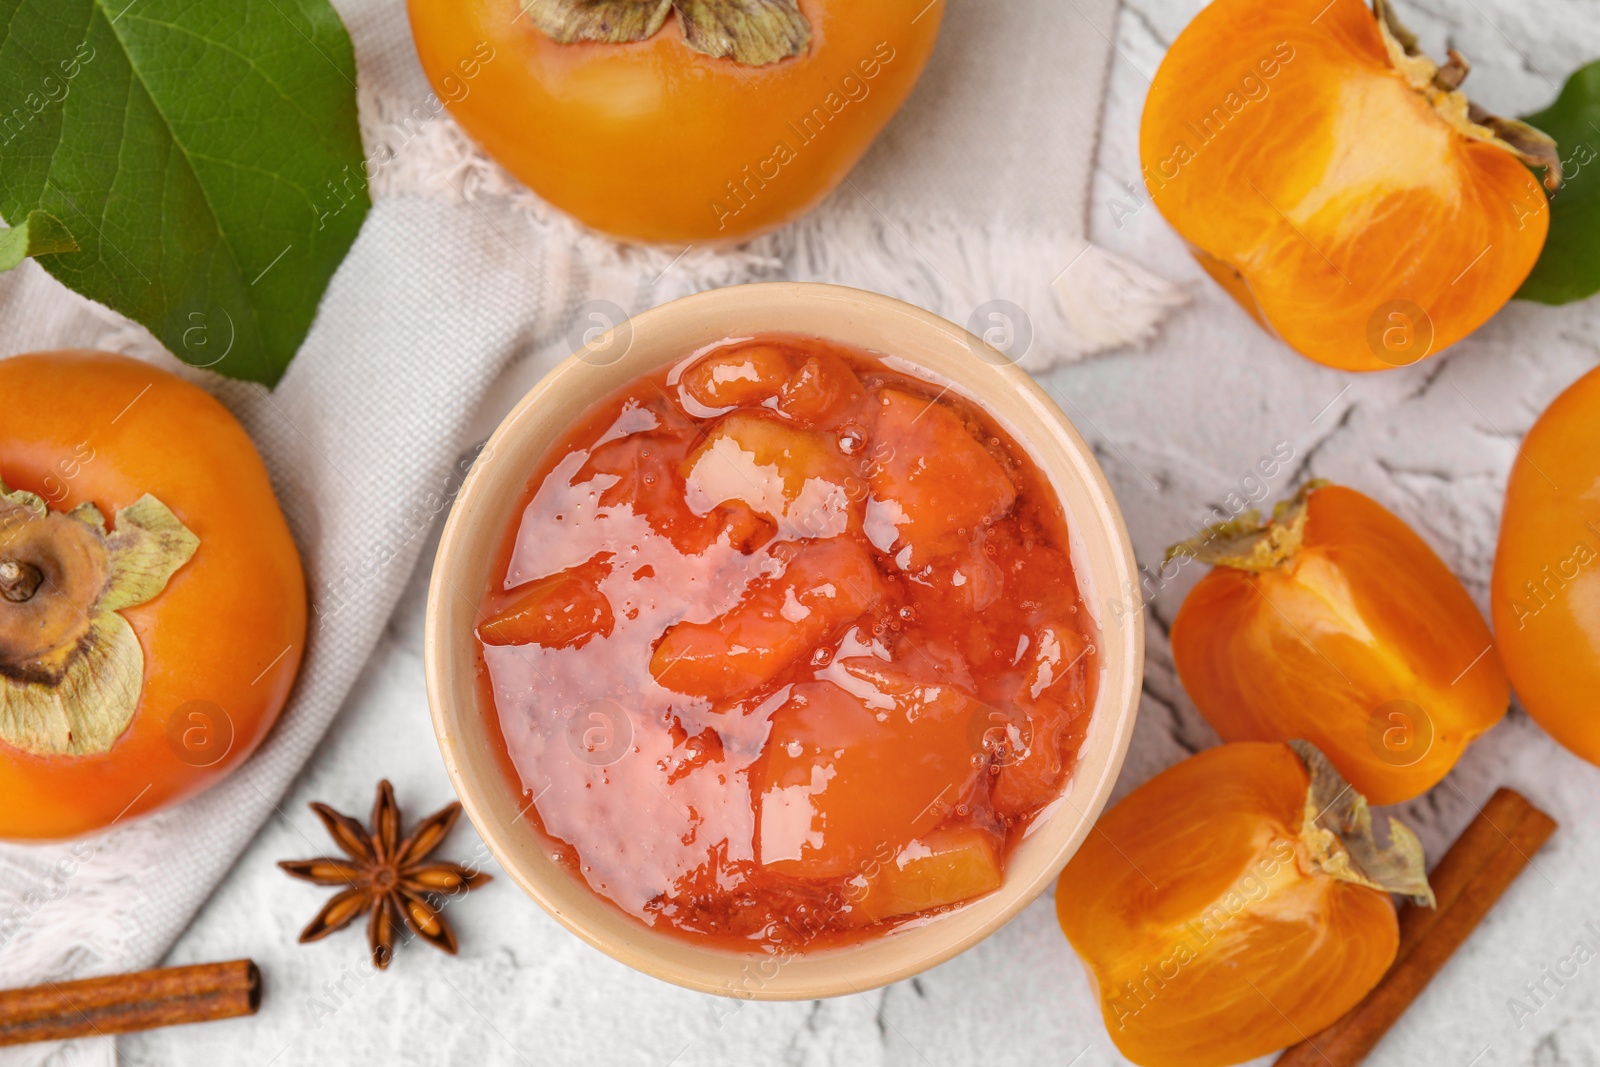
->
[776,349,864,424]
[649,537,885,702]
[477,335,1096,949]
[680,341,863,426]
[752,666,985,880]
[865,389,1017,566]
[990,620,1093,818]
[853,826,1004,924]
[577,428,705,551]
[682,412,860,540]
[680,343,797,408]
[478,557,614,649]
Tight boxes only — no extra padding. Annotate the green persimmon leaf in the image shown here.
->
[1518,60,1600,306]
[0,0,370,384]
[0,209,78,271]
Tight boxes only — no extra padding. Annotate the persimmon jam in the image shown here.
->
[475,335,1099,948]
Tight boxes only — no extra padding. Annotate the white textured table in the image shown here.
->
[122,0,1600,1064]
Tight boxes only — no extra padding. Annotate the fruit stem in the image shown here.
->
[1433,49,1470,92]
[0,559,42,603]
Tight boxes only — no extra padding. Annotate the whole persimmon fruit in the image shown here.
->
[1057,741,1432,1067]
[1167,482,1508,805]
[406,0,943,243]
[1141,0,1559,371]
[0,352,305,839]
[1492,364,1600,765]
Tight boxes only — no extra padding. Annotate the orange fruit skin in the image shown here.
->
[1056,743,1399,1067]
[1492,365,1600,765]
[0,352,306,840]
[1140,0,1549,371]
[406,0,944,244]
[1171,485,1508,806]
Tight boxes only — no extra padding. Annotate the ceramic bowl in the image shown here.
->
[424,282,1143,999]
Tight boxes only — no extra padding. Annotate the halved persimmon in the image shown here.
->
[1168,482,1508,805]
[1057,742,1432,1067]
[1142,0,1558,370]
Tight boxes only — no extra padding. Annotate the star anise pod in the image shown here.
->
[279,780,491,969]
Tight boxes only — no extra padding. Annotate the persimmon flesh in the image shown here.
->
[1141,0,1556,371]
[1169,483,1508,805]
[1492,365,1600,765]
[0,352,305,840]
[407,0,945,243]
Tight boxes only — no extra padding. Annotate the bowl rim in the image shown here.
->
[424,281,1144,999]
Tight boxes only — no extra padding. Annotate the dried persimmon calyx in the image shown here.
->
[522,0,673,44]
[1291,739,1436,907]
[1372,0,1560,189]
[1165,479,1328,572]
[523,0,812,66]
[0,479,199,756]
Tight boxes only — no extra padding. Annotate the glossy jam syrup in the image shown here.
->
[475,335,1098,949]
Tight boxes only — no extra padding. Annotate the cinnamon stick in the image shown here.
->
[1275,788,1557,1067]
[0,959,260,1047]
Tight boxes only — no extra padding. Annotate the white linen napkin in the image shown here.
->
[0,0,1156,1062]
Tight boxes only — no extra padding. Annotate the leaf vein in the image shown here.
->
[90,0,270,375]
